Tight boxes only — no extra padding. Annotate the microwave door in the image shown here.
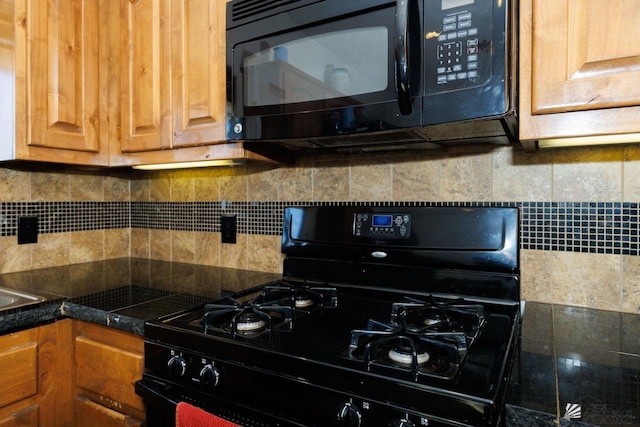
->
[228,2,422,141]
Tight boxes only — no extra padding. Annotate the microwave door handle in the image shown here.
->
[395,0,413,115]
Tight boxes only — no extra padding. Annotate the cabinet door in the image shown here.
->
[520,0,640,141]
[120,0,172,153]
[171,0,226,147]
[531,0,640,114]
[15,0,107,164]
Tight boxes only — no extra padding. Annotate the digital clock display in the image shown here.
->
[372,215,393,227]
[442,0,474,10]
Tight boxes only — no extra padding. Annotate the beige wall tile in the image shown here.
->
[623,146,640,201]
[105,228,130,259]
[130,177,150,202]
[279,167,312,201]
[219,234,248,269]
[392,158,439,201]
[70,230,105,263]
[149,229,172,261]
[350,160,392,201]
[219,170,248,201]
[131,228,150,258]
[0,168,30,202]
[552,146,622,202]
[31,172,69,201]
[550,252,621,311]
[170,171,195,202]
[70,174,103,201]
[493,147,553,201]
[195,231,221,266]
[313,164,349,201]
[149,173,171,202]
[0,236,32,274]
[622,256,640,314]
[520,250,553,303]
[439,148,492,201]
[32,233,69,269]
[104,176,130,201]
[194,172,220,201]
[247,234,284,273]
[171,230,195,263]
[248,167,279,201]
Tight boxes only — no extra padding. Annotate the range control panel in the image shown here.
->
[425,0,493,95]
[353,213,411,239]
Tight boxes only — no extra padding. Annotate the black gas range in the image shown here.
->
[136,206,521,427]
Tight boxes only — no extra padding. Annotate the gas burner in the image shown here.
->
[387,342,430,366]
[235,312,267,332]
[201,298,293,338]
[294,296,314,308]
[262,282,339,311]
[391,296,485,337]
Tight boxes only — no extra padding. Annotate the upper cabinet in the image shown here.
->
[519,0,640,147]
[113,0,250,166]
[3,0,109,165]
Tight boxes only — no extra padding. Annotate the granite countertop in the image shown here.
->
[0,257,279,336]
[0,258,638,427]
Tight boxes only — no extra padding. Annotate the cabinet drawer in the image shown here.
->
[0,342,37,408]
[73,395,143,427]
[74,336,144,412]
[0,404,39,427]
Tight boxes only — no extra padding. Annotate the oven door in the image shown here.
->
[135,375,305,427]
[226,0,422,140]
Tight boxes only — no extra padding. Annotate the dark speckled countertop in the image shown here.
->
[0,258,279,336]
[0,258,638,427]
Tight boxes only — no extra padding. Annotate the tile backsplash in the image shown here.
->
[1,143,640,313]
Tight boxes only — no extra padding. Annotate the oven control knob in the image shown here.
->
[391,419,415,427]
[167,355,187,378]
[199,364,220,388]
[336,402,362,427]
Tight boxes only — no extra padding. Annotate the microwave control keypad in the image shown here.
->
[436,13,479,85]
[425,4,492,95]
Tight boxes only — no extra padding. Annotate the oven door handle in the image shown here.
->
[135,378,180,412]
[395,0,414,115]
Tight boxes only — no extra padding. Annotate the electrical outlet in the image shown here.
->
[18,216,38,244]
[221,215,237,244]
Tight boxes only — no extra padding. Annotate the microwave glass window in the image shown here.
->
[243,27,388,107]
[442,0,474,10]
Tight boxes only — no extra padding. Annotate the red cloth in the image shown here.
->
[175,402,241,427]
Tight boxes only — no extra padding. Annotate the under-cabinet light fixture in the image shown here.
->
[537,133,640,149]
[132,159,246,171]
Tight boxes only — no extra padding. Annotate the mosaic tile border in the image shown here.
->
[2,201,639,256]
[0,202,130,237]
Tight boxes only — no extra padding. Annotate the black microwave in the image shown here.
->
[226,0,517,153]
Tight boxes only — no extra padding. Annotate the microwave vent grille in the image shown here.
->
[231,0,324,24]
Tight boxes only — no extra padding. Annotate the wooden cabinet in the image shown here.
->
[0,320,73,427]
[112,0,264,166]
[72,321,145,426]
[12,0,109,165]
[519,0,640,146]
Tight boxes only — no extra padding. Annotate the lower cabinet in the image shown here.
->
[72,321,145,426]
[0,319,146,427]
[0,320,73,427]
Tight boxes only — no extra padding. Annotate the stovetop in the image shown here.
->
[151,277,519,399]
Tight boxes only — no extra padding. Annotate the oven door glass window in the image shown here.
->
[234,8,398,116]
